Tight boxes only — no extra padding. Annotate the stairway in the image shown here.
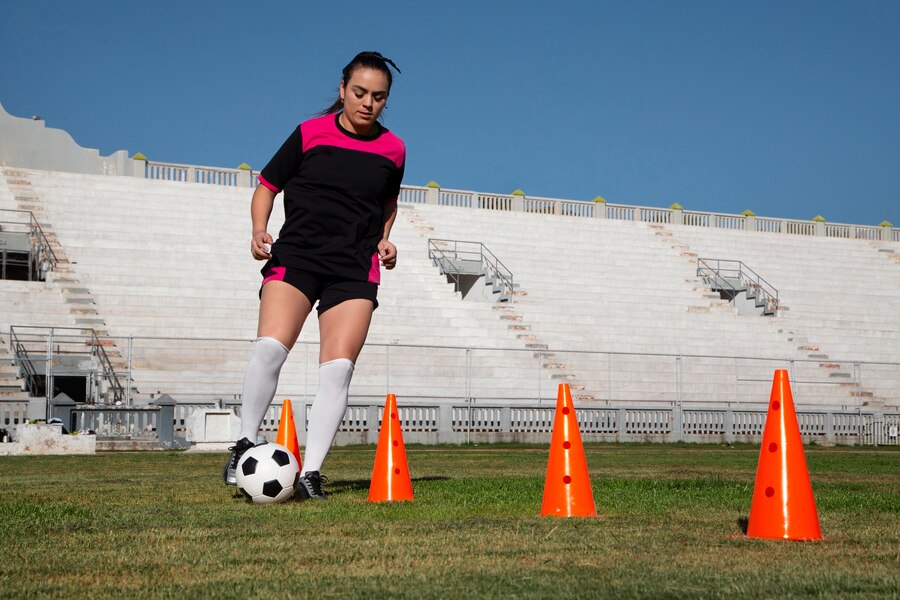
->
[2,170,127,403]
[653,223,886,410]
[407,210,592,400]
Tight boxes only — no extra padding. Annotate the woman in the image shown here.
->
[223,51,405,500]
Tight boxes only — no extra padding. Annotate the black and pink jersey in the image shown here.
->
[258,112,406,284]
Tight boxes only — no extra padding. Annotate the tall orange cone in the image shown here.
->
[276,399,302,470]
[368,394,414,502]
[541,383,597,517]
[747,370,822,541]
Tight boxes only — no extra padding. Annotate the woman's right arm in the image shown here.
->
[250,184,276,260]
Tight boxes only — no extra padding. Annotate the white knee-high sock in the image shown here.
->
[238,337,289,442]
[301,358,354,475]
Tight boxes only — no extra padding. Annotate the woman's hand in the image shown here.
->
[251,231,273,260]
[378,239,397,270]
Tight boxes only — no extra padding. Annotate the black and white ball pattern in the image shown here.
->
[236,443,300,504]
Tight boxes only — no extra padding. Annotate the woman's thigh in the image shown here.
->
[318,299,375,363]
[257,280,314,349]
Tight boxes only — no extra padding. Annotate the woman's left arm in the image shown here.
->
[377,197,398,270]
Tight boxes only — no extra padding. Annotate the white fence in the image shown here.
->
[136,159,899,243]
[5,396,896,447]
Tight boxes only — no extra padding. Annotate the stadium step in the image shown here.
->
[404,207,594,396]
[2,171,125,403]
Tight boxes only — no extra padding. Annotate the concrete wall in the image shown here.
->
[0,101,136,176]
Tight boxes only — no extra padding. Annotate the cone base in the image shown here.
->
[541,511,599,519]
[746,532,823,542]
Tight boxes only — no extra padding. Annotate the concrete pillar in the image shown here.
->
[367,404,380,444]
[295,399,308,444]
[511,189,525,213]
[154,394,176,446]
[744,215,756,232]
[813,216,826,236]
[50,393,76,431]
[670,405,682,442]
[237,163,253,188]
[592,197,607,219]
[669,203,684,225]
[724,408,734,444]
[617,407,627,441]
[426,182,440,205]
[438,404,453,443]
[824,411,835,446]
[130,156,147,178]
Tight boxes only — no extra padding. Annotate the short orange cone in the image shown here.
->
[368,394,414,502]
[541,383,597,517]
[276,399,302,470]
[747,370,822,541]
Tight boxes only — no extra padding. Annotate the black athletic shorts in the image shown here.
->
[260,264,378,315]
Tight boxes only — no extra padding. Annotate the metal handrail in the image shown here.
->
[8,327,40,396]
[697,258,779,312]
[428,238,515,300]
[8,325,125,404]
[0,208,59,279]
[89,330,125,404]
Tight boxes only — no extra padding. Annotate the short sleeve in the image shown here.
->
[385,149,406,201]
[258,126,303,193]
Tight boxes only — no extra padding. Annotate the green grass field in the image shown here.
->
[1,443,898,599]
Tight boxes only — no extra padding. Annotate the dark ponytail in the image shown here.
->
[318,51,401,116]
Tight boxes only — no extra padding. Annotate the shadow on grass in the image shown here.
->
[737,516,749,534]
[328,476,451,495]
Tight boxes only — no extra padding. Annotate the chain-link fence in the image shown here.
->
[4,331,898,413]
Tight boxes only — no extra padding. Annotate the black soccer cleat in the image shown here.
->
[294,470,328,500]
[223,437,255,486]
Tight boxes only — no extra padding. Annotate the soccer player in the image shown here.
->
[223,51,406,500]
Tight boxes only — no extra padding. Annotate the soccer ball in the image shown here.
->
[236,443,300,504]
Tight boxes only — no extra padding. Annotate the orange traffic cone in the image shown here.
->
[368,394,414,502]
[276,399,302,470]
[541,383,597,517]
[747,370,822,541]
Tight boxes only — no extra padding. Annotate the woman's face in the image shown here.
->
[340,67,390,135]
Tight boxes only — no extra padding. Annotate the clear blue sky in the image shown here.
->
[2,0,898,225]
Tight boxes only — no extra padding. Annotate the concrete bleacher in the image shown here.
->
[2,168,898,411]
[406,203,900,409]
[14,169,550,403]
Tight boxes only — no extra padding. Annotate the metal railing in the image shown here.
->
[8,326,125,410]
[3,331,899,446]
[0,208,58,279]
[427,238,515,301]
[697,258,779,314]
[26,396,900,447]
[3,332,898,412]
[9,327,42,397]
